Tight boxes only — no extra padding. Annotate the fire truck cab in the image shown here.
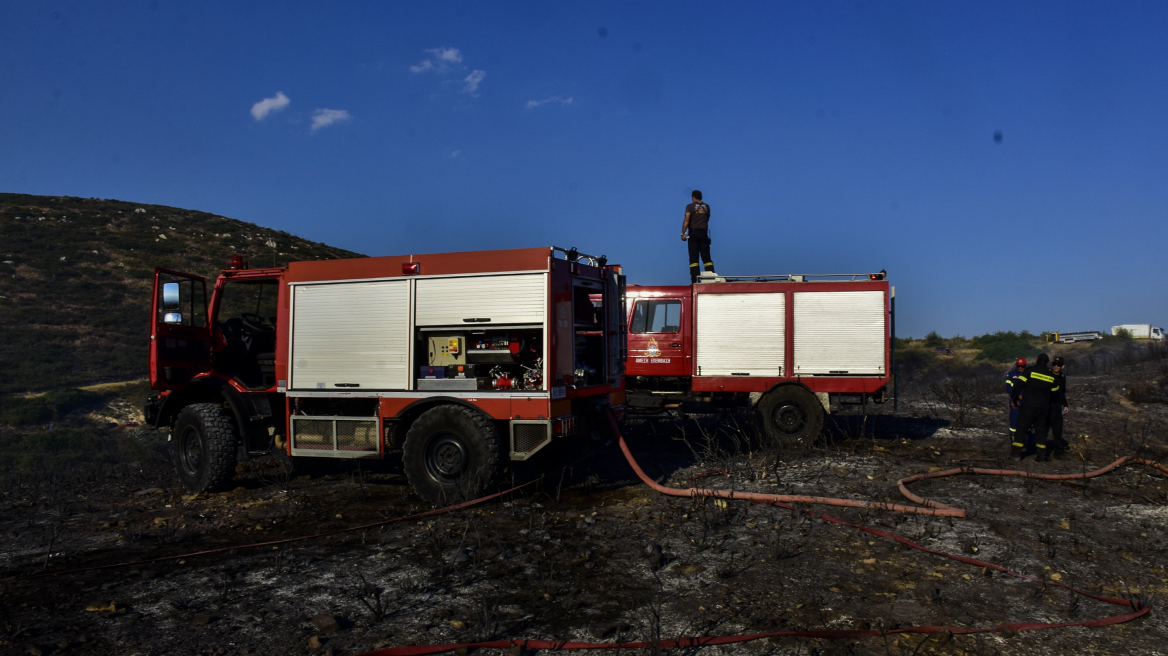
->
[145,247,626,503]
[624,272,894,445]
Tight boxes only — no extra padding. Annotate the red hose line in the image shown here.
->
[897,458,1168,514]
[355,412,1158,655]
[617,424,964,517]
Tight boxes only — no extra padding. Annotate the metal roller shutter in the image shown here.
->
[695,293,785,377]
[415,273,546,326]
[290,280,410,390]
[793,291,885,375]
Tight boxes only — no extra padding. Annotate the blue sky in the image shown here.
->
[2,1,1166,337]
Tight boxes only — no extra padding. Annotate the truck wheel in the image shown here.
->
[172,403,239,494]
[758,386,824,448]
[402,405,500,505]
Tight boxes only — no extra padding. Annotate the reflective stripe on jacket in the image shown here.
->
[1011,365,1057,409]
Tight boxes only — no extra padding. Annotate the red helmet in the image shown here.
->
[1015,358,1027,367]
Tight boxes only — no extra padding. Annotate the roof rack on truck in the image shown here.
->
[702,270,887,283]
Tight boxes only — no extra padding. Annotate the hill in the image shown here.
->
[0,193,362,393]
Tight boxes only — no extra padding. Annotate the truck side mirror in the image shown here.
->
[163,312,184,324]
[162,282,181,310]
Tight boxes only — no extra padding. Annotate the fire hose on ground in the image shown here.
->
[351,410,1163,656]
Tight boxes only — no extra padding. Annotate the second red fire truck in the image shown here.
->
[623,272,895,445]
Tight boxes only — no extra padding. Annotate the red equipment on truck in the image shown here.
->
[145,247,626,502]
[624,272,894,445]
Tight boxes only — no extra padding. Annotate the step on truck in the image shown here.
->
[623,272,894,446]
[145,247,627,503]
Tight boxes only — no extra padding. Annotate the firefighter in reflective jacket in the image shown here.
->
[1004,357,1029,452]
[1049,356,1069,459]
[1010,353,1057,461]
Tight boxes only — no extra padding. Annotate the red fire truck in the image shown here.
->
[145,247,626,502]
[623,272,894,445]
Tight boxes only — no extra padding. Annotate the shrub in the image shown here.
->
[894,348,938,385]
[921,361,1001,427]
[969,331,1041,363]
[0,426,165,473]
[0,388,103,427]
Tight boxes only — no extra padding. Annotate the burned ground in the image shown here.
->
[2,359,1167,656]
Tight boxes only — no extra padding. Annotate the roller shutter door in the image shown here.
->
[793,291,885,375]
[415,273,546,326]
[290,280,410,390]
[695,293,785,377]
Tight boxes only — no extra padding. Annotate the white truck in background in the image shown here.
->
[1112,324,1165,340]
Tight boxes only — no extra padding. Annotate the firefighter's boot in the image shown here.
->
[1035,445,1050,462]
[1052,439,1068,460]
[1010,429,1023,457]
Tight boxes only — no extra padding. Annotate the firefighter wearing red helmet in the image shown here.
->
[1010,353,1058,461]
[1003,357,1031,453]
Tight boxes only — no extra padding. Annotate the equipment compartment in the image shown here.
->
[415,327,544,391]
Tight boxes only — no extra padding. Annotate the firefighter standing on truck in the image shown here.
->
[1010,353,1057,461]
[1049,356,1069,459]
[681,190,716,283]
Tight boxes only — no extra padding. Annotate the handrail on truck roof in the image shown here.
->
[551,245,607,269]
[711,271,887,282]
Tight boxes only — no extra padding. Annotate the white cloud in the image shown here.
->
[526,95,574,109]
[251,92,290,121]
[311,108,351,131]
[410,47,463,74]
[463,70,486,95]
[410,47,486,98]
[450,150,461,158]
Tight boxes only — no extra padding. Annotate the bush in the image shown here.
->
[894,348,938,385]
[0,388,103,427]
[0,426,165,473]
[921,361,1001,427]
[969,331,1041,363]
[924,331,945,348]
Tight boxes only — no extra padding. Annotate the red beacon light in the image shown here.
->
[869,270,886,281]
[228,254,250,270]
[402,262,420,275]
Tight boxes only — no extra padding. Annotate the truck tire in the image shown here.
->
[758,386,824,448]
[172,403,239,494]
[402,405,501,505]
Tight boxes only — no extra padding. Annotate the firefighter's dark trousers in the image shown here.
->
[687,229,715,283]
[1049,406,1067,454]
[1009,405,1035,452]
[1014,404,1050,459]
